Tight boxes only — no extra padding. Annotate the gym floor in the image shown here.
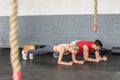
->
[0,49,120,80]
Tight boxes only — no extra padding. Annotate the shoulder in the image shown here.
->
[58,44,68,49]
[83,45,89,50]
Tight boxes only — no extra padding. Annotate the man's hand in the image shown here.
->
[103,56,108,61]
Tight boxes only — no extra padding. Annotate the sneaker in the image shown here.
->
[22,50,28,60]
[29,53,34,60]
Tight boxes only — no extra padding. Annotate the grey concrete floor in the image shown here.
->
[0,49,120,80]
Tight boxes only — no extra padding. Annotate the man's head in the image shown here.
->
[94,40,103,50]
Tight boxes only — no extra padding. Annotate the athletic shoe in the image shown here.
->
[22,50,28,60]
[29,53,34,60]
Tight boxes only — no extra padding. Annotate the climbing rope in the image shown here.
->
[9,0,22,80]
[93,0,98,32]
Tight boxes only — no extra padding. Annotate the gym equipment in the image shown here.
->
[23,44,40,52]
[9,0,22,80]
[112,47,120,55]
[53,53,58,58]
[99,48,107,55]
[93,0,98,32]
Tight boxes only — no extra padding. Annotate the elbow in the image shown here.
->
[58,61,61,65]
[84,58,88,61]
[72,59,76,63]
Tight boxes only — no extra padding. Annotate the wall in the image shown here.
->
[0,0,120,16]
[0,0,120,49]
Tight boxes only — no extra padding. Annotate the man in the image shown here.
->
[71,40,108,63]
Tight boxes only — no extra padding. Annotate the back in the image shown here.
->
[76,41,95,56]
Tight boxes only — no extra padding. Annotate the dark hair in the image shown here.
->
[99,48,107,56]
[94,40,103,47]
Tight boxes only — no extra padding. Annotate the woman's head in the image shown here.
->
[69,44,80,55]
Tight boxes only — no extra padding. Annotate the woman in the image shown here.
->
[22,43,84,66]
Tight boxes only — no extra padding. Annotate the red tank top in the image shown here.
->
[76,41,95,56]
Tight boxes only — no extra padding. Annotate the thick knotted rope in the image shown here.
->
[9,0,22,80]
[93,0,98,32]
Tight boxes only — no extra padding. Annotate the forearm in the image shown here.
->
[82,46,100,63]
[72,55,84,64]
[58,61,72,66]
[84,57,99,62]
[73,60,84,64]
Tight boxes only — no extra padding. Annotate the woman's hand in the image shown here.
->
[73,60,84,64]
[67,61,73,65]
